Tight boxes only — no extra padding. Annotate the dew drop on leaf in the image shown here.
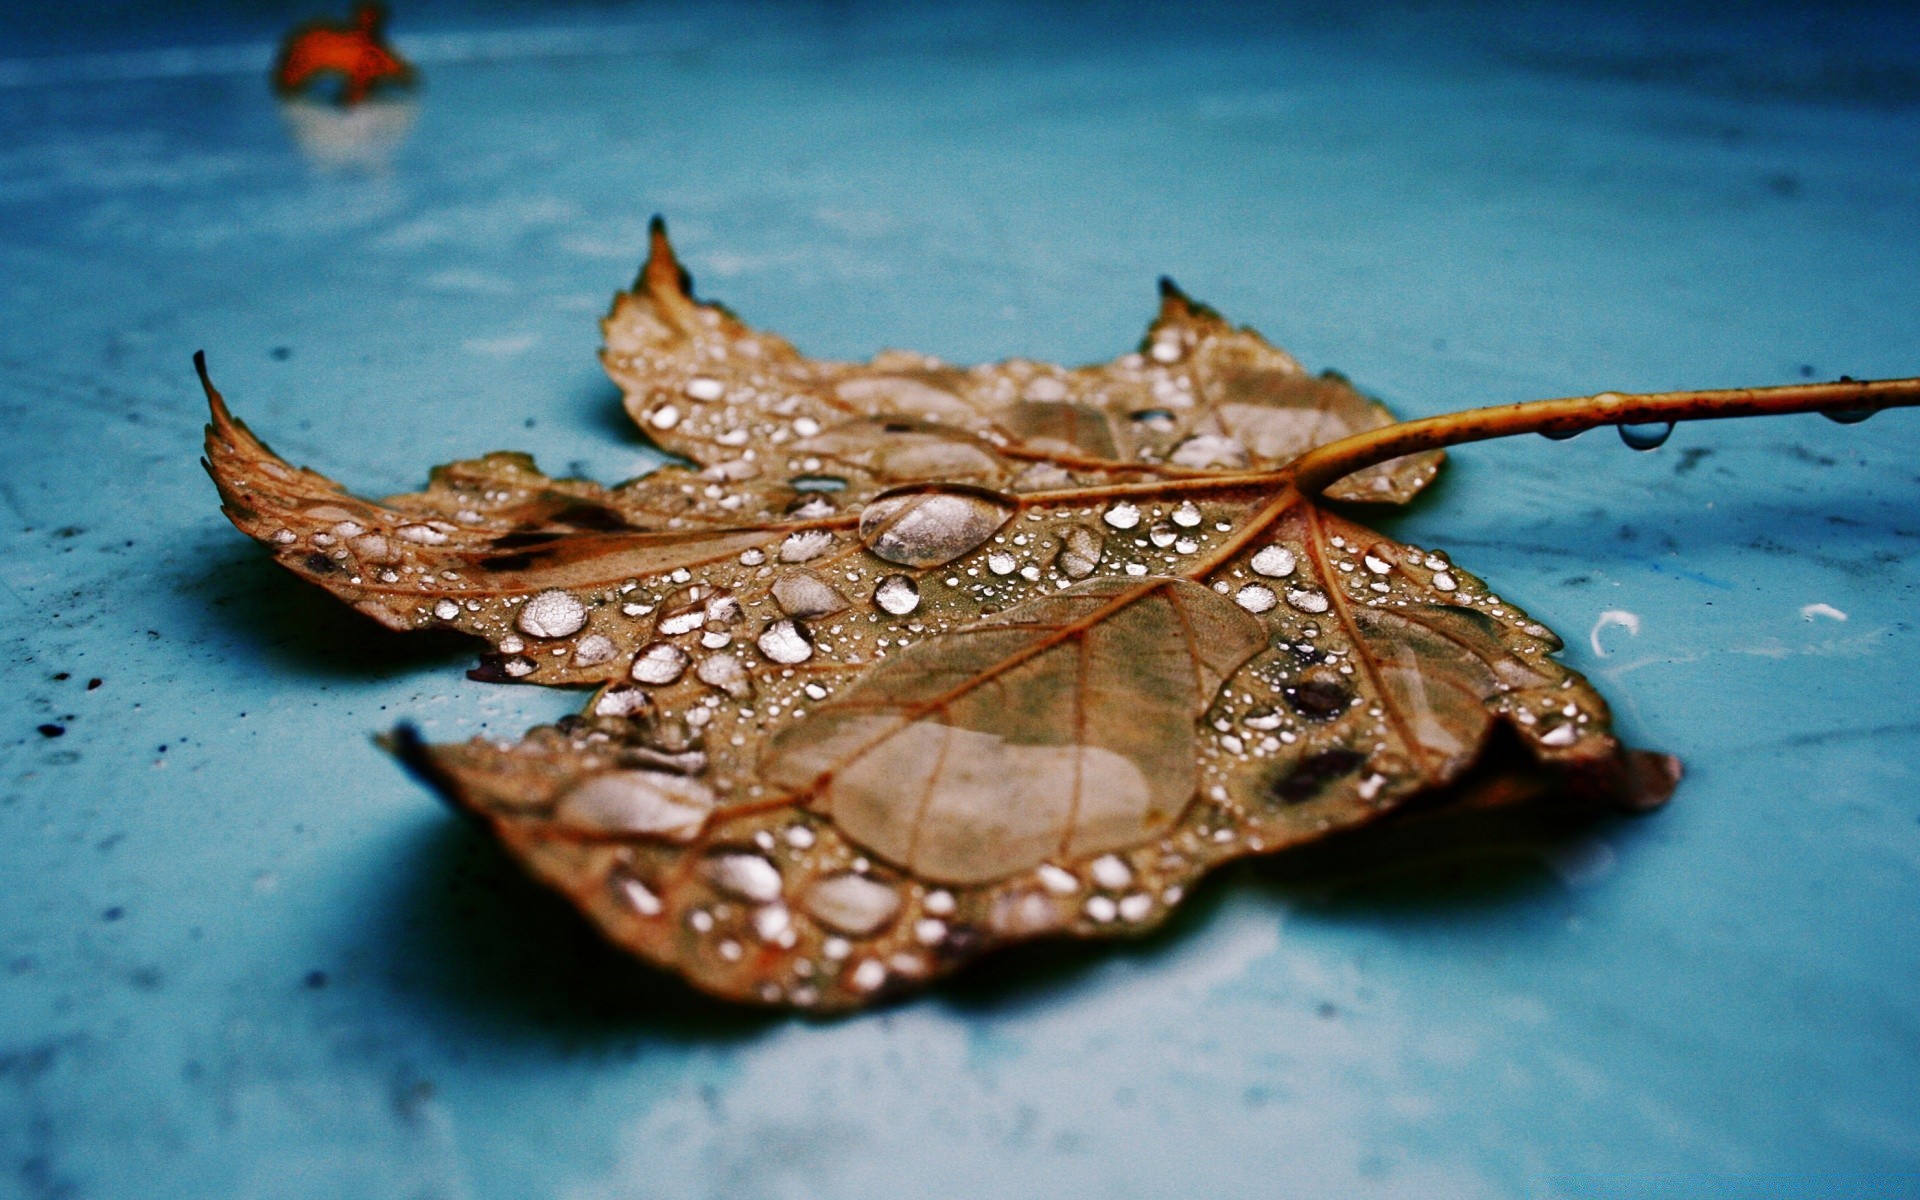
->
[1285,586,1329,613]
[1103,502,1141,530]
[1251,545,1296,577]
[1617,421,1675,450]
[859,489,1013,567]
[517,589,588,639]
[630,641,689,684]
[803,874,902,935]
[1057,525,1104,578]
[873,574,921,615]
[772,569,850,618]
[757,618,814,664]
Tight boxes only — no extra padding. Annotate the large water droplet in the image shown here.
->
[803,873,902,935]
[630,641,689,684]
[860,488,1013,567]
[1103,502,1141,530]
[1148,521,1177,548]
[1251,546,1296,578]
[1056,525,1104,578]
[555,771,714,839]
[757,618,815,664]
[1823,406,1877,424]
[1540,426,1584,441]
[873,574,921,615]
[516,589,587,639]
[703,853,784,903]
[1617,421,1674,450]
[772,569,850,618]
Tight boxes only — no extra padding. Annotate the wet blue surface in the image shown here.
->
[2,2,1919,1196]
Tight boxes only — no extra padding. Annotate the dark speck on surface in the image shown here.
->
[1675,447,1713,474]
[87,678,101,690]
[304,970,329,990]
[51,672,68,681]
[271,346,292,360]
[36,724,64,738]
[102,907,123,922]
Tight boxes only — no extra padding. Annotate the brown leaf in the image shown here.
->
[202,224,1674,1011]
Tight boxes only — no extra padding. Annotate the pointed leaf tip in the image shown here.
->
[641,215,692,299]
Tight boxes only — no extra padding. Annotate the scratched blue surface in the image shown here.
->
[3,2,1919,1197]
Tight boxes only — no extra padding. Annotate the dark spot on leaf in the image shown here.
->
[303,552,338,574]
[489,531,566,551]
[1269,748,1367,805]
[548,502,636,532]
[1286,680,1351,720]
[477,551,541,572]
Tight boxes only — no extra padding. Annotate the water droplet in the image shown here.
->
[987,551,1016,575]
[516,589,588,639]
[1823,406,1877,424]
[1084,895,1118,923]
[1037,864,1080,894]
[1103,502,1141,530]
[1540,426,1583,440]
[433,599,460,621]
[1617,421,1674,450]
[1149,337,1183,364]
[739,548,766,566]
[923,889,955,916]
[1286,681,1352,720]
[780,528,835,562]
[1118,893,1153,922]
[573,634,617,666]
[396,524,448,545]
[1148,521,1177,548]
[1170,434,1247,469]
[1251,546,1296,578]
[757,618,814,664]
[611,871,664,917]
[849,959,888,992]
[1089,855,1133,889]
[914,918,948,945]
[1234,584,1277,614]
[1363,555,1392,575]
[695,653,751,697]
[1539,723,1579,747]
[703,853,783,903]
[556,772,714,839]
[1432,572,1457,592]
[630,641,689,684]
[772,569,850,618]
[803,874,902,935]
[1171,501,1202,528]
[1056,525,1104,578]
[860,489,1013,567]
[1285,587,1329,613]
[684,376,725,402]
[649,404,680,430]
[1244,707,1284,731]
[873,574,921,615]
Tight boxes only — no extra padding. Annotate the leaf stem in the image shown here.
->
[1290,377,1920,498]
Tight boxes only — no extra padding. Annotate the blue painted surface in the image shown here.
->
[2,3,1919,1196]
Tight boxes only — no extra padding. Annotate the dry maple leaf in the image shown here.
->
[201,220,1920,1011]
[272,2,417,106]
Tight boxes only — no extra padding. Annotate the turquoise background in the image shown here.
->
[2,2,1918,1196]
